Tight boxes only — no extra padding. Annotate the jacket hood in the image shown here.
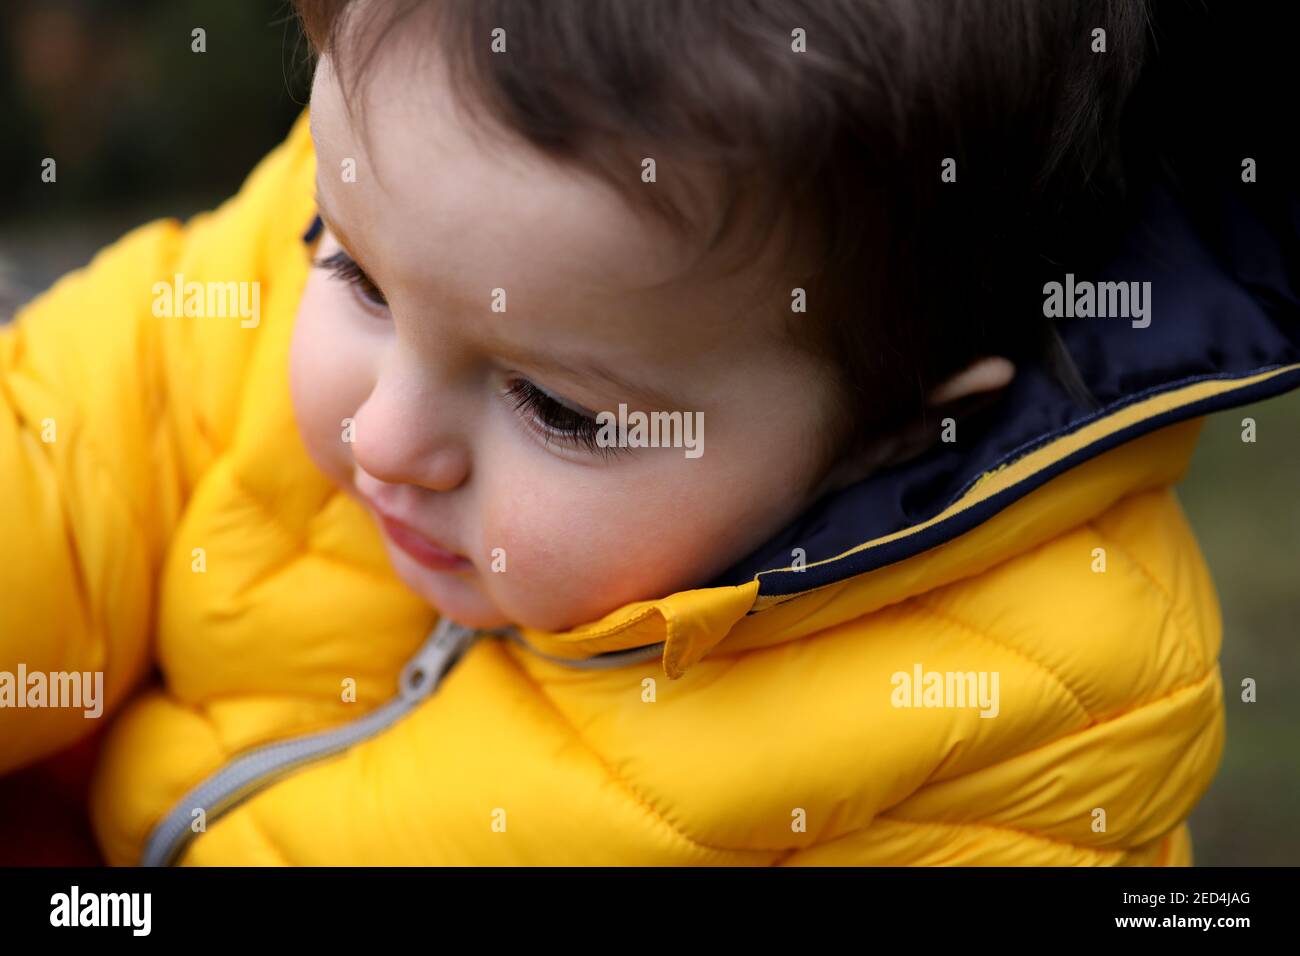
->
[515,180,1300,675]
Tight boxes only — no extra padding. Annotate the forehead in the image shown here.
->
[310,47,728,298]
[307,39,810,387]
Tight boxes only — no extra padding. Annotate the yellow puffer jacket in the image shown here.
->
[3,113,1298,866]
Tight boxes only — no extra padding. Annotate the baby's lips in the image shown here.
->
[376,512,471,572]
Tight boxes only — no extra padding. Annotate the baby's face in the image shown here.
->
[290,51,839,632]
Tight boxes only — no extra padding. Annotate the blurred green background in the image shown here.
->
[0,0,1295,866]
[1182,401,1300,866]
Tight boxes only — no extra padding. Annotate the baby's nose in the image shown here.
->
[349,372,471,493]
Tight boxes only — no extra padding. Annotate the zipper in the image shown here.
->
[140,620,666,865]
[140,617,480,866]
[502,630,665,670]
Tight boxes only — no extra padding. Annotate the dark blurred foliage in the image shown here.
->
[0,0,309,220]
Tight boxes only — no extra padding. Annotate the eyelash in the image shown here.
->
[505,379,620,458]
[315,249,388,309]
[312,245,617,460]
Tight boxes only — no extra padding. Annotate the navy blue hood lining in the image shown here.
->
[710,183,1300,598]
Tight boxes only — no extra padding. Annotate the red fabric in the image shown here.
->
[0,728,107,866]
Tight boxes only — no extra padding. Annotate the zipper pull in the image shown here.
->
[399,617,479,703]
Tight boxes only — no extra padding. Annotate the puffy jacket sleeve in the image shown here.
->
[0,111,316,774]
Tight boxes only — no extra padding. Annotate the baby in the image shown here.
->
[3,0,1297,866]
[292,0,1052,633]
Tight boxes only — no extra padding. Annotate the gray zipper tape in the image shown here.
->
[139,620,666,865]
[140,617,478,866]
[502,629,666,670]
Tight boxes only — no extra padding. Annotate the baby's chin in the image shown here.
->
[384,547,512,629]
[385,543,643,634]
[381,544,579,633]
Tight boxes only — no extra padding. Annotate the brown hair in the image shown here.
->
[294,0,1148,452]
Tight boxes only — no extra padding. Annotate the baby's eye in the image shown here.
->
[505,378,620,458]
[314,249,388,310]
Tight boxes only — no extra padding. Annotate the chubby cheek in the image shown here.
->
[475,461,736,633]
[288,273,375,491]
[476,491,630,631]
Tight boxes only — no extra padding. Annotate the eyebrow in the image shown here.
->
[314,185,363,259]
[314,183,684,413]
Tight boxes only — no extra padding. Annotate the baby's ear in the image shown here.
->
[891,355,1017,461]
[926,356,1016,408]
[815,356,1017,497]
